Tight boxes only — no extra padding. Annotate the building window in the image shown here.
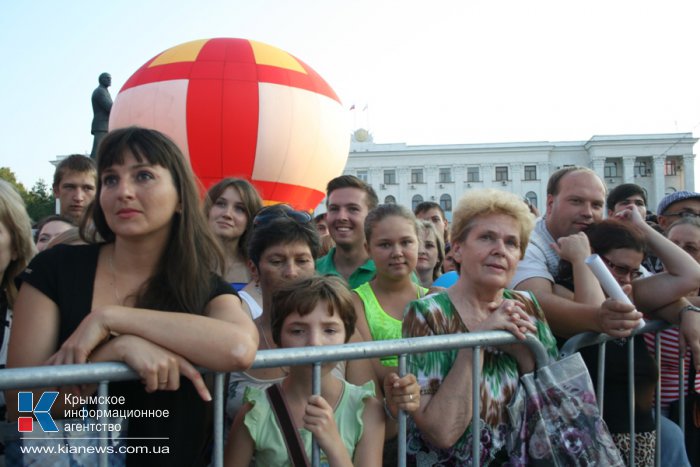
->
[524,165,537,181]
[439,168,452,183]
[665,159,677,176]
[384,169,397,185]
[411,169,424,184]
[412,195,423,211]
[634,161,650,177]
[356,170,368,182]
[525,191,538,209]
[604,161,618,178]
[467,167,480,182]
[384,195,396,204]
[495,166,509,182]
[440,194,452,212]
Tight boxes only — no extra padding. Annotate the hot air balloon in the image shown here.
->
[109,38,349,210]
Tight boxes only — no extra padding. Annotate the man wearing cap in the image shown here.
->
[647,191,700,461]
[657,190,700,231]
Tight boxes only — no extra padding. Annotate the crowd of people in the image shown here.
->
[0,127,699,466]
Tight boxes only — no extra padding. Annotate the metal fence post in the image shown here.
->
[212,372,225,467]
[472,346,481,466]
[654,332,661,467]
[98,381,109,467]
[312,362,321,467]
[398,354,407,467]
[628,337,636,467]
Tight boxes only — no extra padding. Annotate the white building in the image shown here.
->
[326,130,698,220]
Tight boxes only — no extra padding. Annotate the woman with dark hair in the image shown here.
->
[7,127,258,466]
[204,178,263,291]
[33,214,74,252]
[554,208,699,466]
[225,204,324,428]
[225,205,388,435]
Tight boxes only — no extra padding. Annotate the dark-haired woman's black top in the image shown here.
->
[18,243,236,467]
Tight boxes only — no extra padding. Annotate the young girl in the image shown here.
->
[225,275,385,466]
[353,204,426,384]
[416,220,444,288]
[351,204,423,465]
[204,178,263,291]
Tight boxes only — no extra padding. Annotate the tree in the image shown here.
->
[25,179,55,222]
[0,167,28,196]
[0,167,54,222]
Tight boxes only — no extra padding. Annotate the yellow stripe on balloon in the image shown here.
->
[249,40,306,74]
[149,39,209,67]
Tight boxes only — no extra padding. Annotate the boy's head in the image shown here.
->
[606,183,647,218]
[52,154,97,222]
[271,275,357,346]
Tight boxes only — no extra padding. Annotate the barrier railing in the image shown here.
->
[0,330,550,467]
[560,320,689,467]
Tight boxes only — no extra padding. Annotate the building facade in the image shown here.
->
[324,131,698,220]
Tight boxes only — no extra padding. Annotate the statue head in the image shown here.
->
[98,73,112,87]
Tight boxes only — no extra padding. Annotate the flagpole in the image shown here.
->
[363,104,370,135]
[350,104,357,131]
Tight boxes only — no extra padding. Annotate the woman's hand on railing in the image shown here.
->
[472,299,536,341]
[46,308,113,365]
[383,372,420,417]
[90,334,212,401]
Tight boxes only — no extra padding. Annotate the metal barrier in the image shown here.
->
[0,330,550,467]
[559,320,689,467]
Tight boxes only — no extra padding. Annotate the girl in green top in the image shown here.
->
[352,204,424,461]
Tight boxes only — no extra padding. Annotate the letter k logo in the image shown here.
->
[17,392,59,432]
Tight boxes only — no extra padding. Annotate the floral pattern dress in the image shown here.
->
[403,289,558,466]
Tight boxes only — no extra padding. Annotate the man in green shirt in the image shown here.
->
[316,175,378,289]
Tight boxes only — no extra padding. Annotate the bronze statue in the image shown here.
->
[90,73,113,159]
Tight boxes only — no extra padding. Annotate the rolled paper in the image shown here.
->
[585,253,645,328]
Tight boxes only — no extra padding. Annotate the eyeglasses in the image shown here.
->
[600,255,643,280]
[253,205,312,228]
[663,210,700,219]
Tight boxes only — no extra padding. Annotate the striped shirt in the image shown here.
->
[643,328,700,408]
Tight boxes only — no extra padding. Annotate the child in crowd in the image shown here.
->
[225,275,385,466]
[352,204,423,465]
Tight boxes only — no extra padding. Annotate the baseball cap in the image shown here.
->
[657,191,700,216]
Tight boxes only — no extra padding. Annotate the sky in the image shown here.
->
[1,0,699,189]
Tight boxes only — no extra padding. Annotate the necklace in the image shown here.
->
[109,247,122,305]
[256,319,274,350]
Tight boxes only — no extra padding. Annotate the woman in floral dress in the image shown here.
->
[403,189,559,466]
